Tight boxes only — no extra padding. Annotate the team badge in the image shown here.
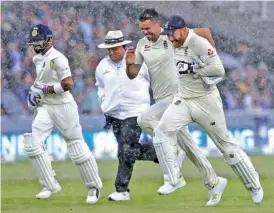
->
[184,47,188,56]
[32,28,38,36]
[163,41,168,50]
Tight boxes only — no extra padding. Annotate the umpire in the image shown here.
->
[95,30,158,201]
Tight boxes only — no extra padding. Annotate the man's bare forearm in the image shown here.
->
[126,64,142,79]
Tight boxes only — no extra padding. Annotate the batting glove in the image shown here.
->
[31,83,50,95]
[27,91,42,110]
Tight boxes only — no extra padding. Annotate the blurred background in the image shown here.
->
[1,1,274,163]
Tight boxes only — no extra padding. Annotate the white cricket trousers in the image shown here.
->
[155,89,261,190]
[28,100,103,190]
[32,100,83,142]
[138,95,217,187]
[156,90,239,153]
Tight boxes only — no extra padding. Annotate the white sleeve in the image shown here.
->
[193,37,225,77]
[95,67,105,104]
[53,56,72,80]
[139,63,150,81]
[135,41,144,65]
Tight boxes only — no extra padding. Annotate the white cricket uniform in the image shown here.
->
[32,47,81,141]
[95,56,150,120]
[135,35,181,135]
[155,30,261,190]
[135,35,178,101]
[24,47,102,193]
[134,34,218,187]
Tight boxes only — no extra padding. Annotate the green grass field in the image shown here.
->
[2,156,274,213]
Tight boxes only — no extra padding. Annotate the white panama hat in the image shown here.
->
[98,30,132,49]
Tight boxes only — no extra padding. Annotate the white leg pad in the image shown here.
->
[30,159,56,187]
[153,129,179,185]
[23,133,57,190]
[223,149,261,189]
[67,140,103,189]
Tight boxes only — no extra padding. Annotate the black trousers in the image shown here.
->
[105,116,158,192]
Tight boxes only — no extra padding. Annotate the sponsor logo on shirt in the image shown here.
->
[176,61,194,75]
[208,48,214,56]
[144,45,150,51]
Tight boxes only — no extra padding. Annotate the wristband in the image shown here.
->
[53,83,65,94]
[43,86,49,94]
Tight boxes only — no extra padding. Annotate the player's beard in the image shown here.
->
[172,38,184,48]
[33,39,51,54]
[33,43,48,54]
[144,32,154,41]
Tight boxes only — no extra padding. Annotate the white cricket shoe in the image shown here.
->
[206,177,227,206]
[158,176,186,195]
[251,187,263,204]
[36,182,61,199]
[108,191,130,201]
[86,188,100,204]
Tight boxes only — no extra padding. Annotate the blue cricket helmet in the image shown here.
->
[160,15,187,36]
[28,24,53,54]
[29,24,53,42]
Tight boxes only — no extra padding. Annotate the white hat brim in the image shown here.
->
[98,40,132,49]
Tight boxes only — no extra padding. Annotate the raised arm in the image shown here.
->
[193,28,215,49]
[125,43,144,79]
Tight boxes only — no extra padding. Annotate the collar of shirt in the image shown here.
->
[44,46,54,57]
[182,28,194,48]
[32,46,55,63]
[105,55,125,70]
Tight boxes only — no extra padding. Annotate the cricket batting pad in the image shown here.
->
[153,129,179,185]
[23,133,57,190]
[223,149,261,190]
[67,140,103,189]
